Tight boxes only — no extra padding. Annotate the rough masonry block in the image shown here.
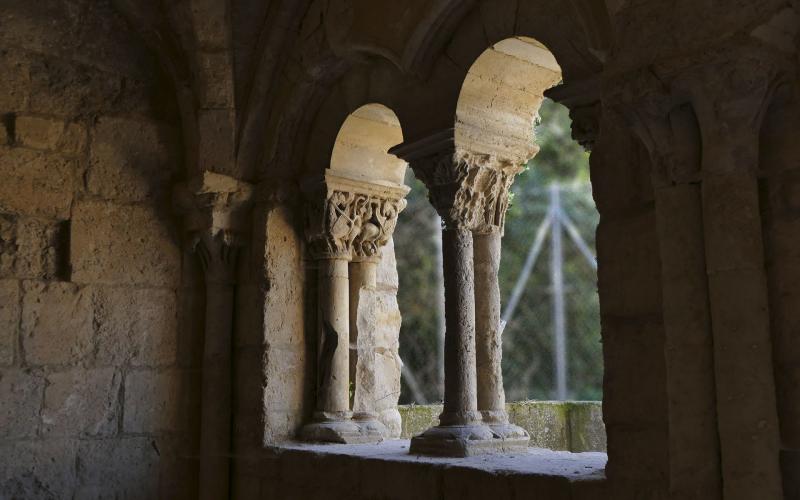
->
[0,146,75,219]
[88,116,177,203]
[71,200,180,287]
[123,369,181,433]
[0,214,68,280]
[0,368,43,439]
[15,115,65,151]
[92,286,178,367]
[0,280,19,365]
[21,281,93,366]
[42,368,120,437]
[0,439,77,499]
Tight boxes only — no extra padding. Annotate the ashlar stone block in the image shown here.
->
[123,369,181,433]
[0,368,43,439]
[42,368,120,437]
[0,214,67,280]
[71,200,180,287]
[0,280,19,365]
[21,281,92,366]
[15,115,65,151]
[0,146,75,219]
[92,286,178,367]
[87,117,177,203]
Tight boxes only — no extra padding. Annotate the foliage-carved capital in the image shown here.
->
[304,173,409,261]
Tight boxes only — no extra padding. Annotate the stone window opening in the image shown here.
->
[297,36,606,460]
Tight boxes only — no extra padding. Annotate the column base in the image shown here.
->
[487,422,530,452]
[409,424,501,457]
[300,416,385,444]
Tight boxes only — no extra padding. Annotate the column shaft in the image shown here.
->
[198,244,237,500]
[474,231,506,422]
[317,258,351,416]
[439,227,481,426]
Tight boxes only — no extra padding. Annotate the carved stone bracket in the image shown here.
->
[303,172,409,261]
[174,170,255,252]
[389,130,521,234]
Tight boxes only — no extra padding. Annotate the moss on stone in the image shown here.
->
[396,401,606,452]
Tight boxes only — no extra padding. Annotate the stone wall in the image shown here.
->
[0,2,193,498]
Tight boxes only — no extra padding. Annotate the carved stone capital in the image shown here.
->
[173,170,255,256]
[304,173,409,261]
[390,131,521,233]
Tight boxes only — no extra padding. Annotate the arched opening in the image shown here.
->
[301,103,411,442]
[394,37,604,451]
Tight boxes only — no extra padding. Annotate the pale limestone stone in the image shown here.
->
[376,237,399,290]
[92,286,178,367]
[0,146,75,219]
[42,368,120,437]
[21,281,93,366]
[0,369,43,439]
[0,215,66,280]
[123,369,181,433]
[0,280,18,365]
[88,116,176,203]
[14,115,65,150]
[70,200,180,287]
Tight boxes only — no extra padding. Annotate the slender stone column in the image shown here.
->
[196,233,238,500]
[174,171,254,500]
[301,173,407,443]
[473,230,528,448]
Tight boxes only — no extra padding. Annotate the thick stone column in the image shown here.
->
[392,135,509,456]
[301,173,407,443]
[174,171,254,500]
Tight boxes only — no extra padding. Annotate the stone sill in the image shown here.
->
[267,440,607,499]
[398,400,606,452]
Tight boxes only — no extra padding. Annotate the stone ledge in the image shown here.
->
[264,440,607,500]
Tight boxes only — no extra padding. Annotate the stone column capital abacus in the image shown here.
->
[303,172,409,261]
[174,171,255,284]
[174,170,255,248]
[390,130,522,235]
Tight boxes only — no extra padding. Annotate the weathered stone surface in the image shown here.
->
[92,286,178,367]
[0,146,75,219]
[507,401,570,451]
[376,237,399,289]
[0,280,19,365]
[21,281,93,366]
[568,402,607,453]
[0,439,77,499]
[71,200,180,287]
[15,115,65,151]
[123,369,181,433]
[0,214,67,280]
[88,117,177,202]
[0,368,43,439]
[42,368,120,437]
[74,437,160,499]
